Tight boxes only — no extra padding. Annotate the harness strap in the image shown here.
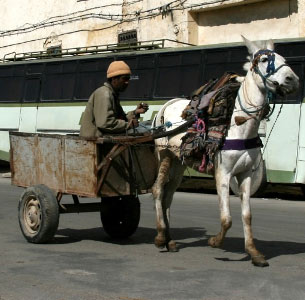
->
[222,136,262,150]
[239,49,287,119]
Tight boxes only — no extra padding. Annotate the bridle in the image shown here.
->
[237,49,288,118]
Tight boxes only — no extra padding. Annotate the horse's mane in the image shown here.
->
[243,59,251,72]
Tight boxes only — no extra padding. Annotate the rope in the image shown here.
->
[139,120,174,131]
[252,101,283,172]
[262,102,283,156]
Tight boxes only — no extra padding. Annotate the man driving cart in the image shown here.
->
[80,60,149,138]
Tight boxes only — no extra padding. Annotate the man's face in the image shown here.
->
[111,75,130,92]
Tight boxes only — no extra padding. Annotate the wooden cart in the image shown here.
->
[9,132,157,243]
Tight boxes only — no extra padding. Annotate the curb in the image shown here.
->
[2,172,11,178]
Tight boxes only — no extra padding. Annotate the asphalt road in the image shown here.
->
[0,176,305,300]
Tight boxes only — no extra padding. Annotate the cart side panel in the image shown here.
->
[10,134,64,190]
[98,145,157,197]
[36,136,64,191]
[99,147,130,197]
[10,135,37,187]
[64,139,97,197]
[133,146,157,193]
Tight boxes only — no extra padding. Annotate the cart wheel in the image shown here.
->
[100,195,140,239]
[18,184,59,243]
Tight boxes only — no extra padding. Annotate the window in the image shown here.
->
[276,61,303,104]
[24,77,40,102]
[43,74,75,101]
[275,41,305,58]
[118,30,137,45]
[0,66,24,102]
[154,51,203,98]
[121,55,155,100]
[75,59,104,100]
[42,61,76,101]
[0,76,24,102]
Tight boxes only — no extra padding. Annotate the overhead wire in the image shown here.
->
[0,0,235,49]
[0,0,182,36]
[0,0,145,36]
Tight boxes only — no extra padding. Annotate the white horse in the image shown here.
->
[152,37,299,267]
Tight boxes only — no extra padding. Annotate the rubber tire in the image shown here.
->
[230,159,267,198]
[100,196,140,239]
[301,185,305,200]
[18,184,59,243]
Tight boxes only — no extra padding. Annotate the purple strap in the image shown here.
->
[222,136,263,150]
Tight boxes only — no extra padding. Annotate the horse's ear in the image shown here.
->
[265,39,274,51]
[241,35,259,56]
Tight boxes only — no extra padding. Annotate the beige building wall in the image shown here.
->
[0,0,304,59]
[192,0,300,45]
[0,0,122,58]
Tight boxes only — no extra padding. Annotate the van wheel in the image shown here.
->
[301,185,305,200]
[18,185,59,243]
[100,196,140,238]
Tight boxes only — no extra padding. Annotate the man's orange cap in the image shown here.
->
[107,61,131,78]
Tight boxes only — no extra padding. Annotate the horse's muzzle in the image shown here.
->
[277,76,299,96]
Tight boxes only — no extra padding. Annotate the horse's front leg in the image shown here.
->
[208,167,232,248]
[152,152,172,250]
[239,173,269,267]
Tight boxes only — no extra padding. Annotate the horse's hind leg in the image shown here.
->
[152,151,172,250]
[152,152,185,252]
[208,169,232,248]
[239,174,269,267]
[162,158,186,252]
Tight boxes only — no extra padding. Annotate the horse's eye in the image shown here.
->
[261,57,268,63]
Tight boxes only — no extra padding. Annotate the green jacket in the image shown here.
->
[80,82,135,137]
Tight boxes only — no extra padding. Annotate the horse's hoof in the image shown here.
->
[166,240,179,252]
[208,236,221,248]
[251,255,269,267]
[154,236,166,249]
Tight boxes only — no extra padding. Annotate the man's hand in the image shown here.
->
[135,102,149,115]
[128,118,139,129]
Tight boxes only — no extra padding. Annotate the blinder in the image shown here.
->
[252,49,288,79]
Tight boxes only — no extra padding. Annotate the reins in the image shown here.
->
[247,51,287,171]
[251,101,284,173]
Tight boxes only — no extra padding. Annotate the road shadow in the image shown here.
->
[261,190,304,201]
[211,236,305,262]
[53,226,207,246]
[179,178,305,201]
[53,227,305,263]
[179,186,305,201]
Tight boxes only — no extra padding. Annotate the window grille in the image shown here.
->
[118,30,137,45]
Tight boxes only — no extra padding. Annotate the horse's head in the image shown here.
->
[242,36,299,96]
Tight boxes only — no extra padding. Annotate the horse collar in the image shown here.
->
[222,136,263,151]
